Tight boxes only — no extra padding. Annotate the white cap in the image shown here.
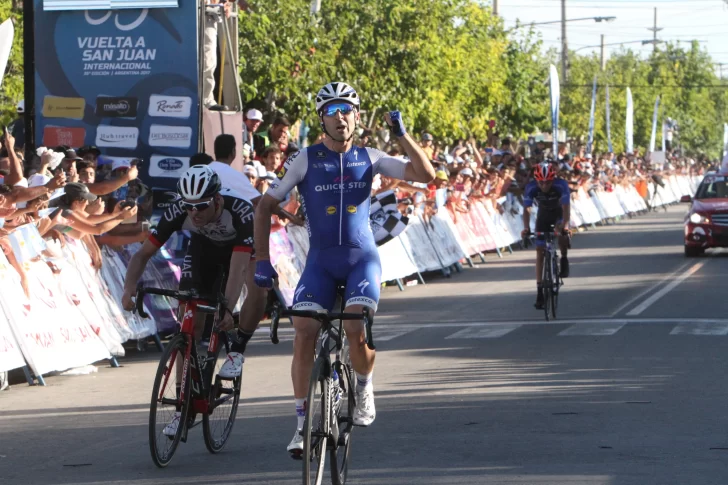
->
[16,100,24,113]
[460,168,474,177]
[112,159,132,171]
[585,154,593,160]
[255,165,268,178]
[245,109,263,121]
[243,165,257,176]
[28,174,51,188]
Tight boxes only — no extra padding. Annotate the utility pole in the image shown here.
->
[600,34,606,71]
[561,0,567,81]
[493,0,498,16]
[647,7,663,53]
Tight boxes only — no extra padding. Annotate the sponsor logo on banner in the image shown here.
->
[95,96,138,117]
[42,126,86,147]
[150,155,190,178]
[148,94,192,118]
[42,96,85,119]
[95,125,138,148]
[148,124,192,148]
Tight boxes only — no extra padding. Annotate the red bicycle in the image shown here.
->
[134,270,242,468]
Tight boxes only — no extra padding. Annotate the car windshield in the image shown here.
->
[695,175,728,199]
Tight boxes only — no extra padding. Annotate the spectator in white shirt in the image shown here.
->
[208,134,261,202]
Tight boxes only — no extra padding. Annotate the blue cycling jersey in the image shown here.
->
[266,143,407,250]
[523,178,571,211]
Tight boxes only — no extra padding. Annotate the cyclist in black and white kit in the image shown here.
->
[122,165,256,392]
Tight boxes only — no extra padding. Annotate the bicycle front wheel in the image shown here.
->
[203,332,242,454]
[149,333,191,468]
[542,255,552,321]
[551,255,559,320]
[304,356,330,485]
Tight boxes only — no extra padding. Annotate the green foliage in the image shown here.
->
[0,0,23,126]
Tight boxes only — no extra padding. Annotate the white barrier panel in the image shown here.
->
[399,217,445,272]
[0,252,28,373]
[379,236,419,283]
[426,212,468,266]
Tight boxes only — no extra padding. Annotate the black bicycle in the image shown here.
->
[134,269,242,468]
[270,285,375,485]
[524,226,570,321]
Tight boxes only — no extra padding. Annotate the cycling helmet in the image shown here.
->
[177,165,221,200]
[315,82,360,112]
[534,162,557,182]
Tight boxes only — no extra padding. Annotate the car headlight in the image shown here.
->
[690,213,710,224]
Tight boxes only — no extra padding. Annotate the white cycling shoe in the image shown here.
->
[163,411,181,437]
[287,428,304,458]
[218,352,244,379]
[353,387,376,426]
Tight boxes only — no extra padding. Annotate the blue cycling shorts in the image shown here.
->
[292,245,382,312]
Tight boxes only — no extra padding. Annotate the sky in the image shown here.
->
[497,0,728,75]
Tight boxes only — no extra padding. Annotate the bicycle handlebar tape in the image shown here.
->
[270,303,280,345]
[135,289,149,319]
[363,308,376,351]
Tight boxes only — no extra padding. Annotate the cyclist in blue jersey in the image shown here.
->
[521,162,572,309]
[253,82,436,456]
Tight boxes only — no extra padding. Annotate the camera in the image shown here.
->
[120,199,137,209]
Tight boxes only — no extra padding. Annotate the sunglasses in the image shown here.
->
[321,103,356,117]
[181,199,213,212]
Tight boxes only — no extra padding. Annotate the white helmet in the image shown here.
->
[177,165,221,201]
[315,82,360,112]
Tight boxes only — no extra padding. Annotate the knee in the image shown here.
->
[293,319,320,344]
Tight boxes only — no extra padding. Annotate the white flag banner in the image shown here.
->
[626,88,634,154]
[0,19,14,89]
[649,95,660,153]
[549,64,560,158]
[662,120,667,152]
[586,76,597,154]
[605,85,613,153]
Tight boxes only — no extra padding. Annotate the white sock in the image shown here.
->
[355,372,373,391]
[295,398,306,430]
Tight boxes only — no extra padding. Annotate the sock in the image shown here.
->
[230,329,254,354]
[295,398,306,430]
[356,372,373,391]
[561,249,568,258]
[537,283,543,296]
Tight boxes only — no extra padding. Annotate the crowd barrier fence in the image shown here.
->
[0,175,701,384]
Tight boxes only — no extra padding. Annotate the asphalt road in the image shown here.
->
[2,205,728,485]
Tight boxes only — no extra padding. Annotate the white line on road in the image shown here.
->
[626,261,706,316]
[670,322,728,336]
[610,261,692,317]
[445,324,522,339]
[558,321,627,336]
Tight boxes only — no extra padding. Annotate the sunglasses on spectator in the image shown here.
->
[321,103,356,117]
[181,199,213,211]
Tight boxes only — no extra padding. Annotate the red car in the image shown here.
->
[682,172,728,257]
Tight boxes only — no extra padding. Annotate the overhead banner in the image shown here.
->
[586,76,597,154]
[34,3,200,191]
[0,19,14,90]
[626,87,634,154]
[649,95,660,153]
[605,85,613,153]
[548,64,560,158]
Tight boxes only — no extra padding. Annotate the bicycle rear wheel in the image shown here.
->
[330,352,355,485]
[304,356,330,485]
[542,255,552,321]
[149,333,191,468]
[203,332,242,454]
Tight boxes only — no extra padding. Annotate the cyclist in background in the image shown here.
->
[521,162,571,309]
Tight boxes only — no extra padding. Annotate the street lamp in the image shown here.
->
[507,16,616,32]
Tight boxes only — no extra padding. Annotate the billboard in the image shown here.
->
[34,2,200,190]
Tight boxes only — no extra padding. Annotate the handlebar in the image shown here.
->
[134,282,227,319]
[269,303,376,350]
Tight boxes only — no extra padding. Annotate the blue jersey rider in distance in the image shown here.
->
[521,161,572,309]
[252,82,436,456]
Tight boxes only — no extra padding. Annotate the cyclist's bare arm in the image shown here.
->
[397,135,436,183]
[253,194,279,261]
[523,206,532,231]
[123,240,158,295]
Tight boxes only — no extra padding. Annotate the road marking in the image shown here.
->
[445,324,522,339]
[610,261,692,317]
[670,322,728,336]
[626,261,706,316]
[558,321,627,336]
[375,328,418,341]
